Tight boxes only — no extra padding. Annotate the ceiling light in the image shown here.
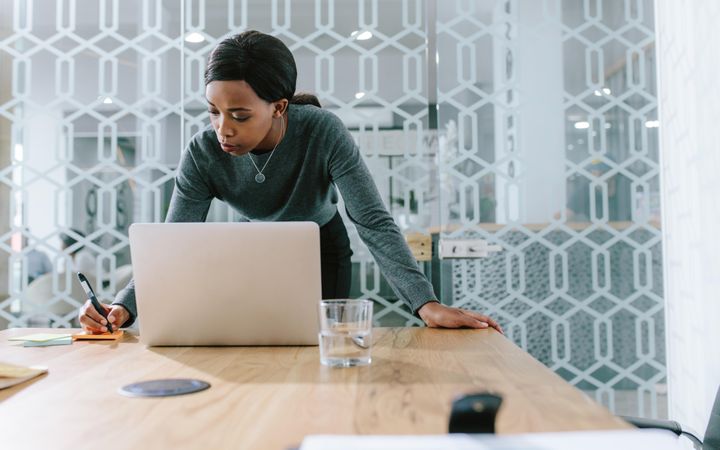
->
[185,32,205,43]
[645,120,659,128]
[350,30,373,41]
[602,87,612,95]
[593,90,602,96]
[101,96,113,104]
[574,121,590,130]
[354,92,366,100]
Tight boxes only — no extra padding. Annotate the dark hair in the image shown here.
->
[205,30,321,108]
[60,229,85,255]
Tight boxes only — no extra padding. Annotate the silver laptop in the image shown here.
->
[128,222,321,346]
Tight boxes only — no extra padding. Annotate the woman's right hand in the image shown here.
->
[78,301,129,333]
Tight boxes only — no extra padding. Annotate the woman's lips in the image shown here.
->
[220,143,241,152]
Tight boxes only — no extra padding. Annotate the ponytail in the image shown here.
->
[291,92,321,108]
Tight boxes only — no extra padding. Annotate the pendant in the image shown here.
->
[255,173,266,183]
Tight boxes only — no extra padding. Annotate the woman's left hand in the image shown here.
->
[417,301,504,334]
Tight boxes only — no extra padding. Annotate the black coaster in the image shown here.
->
[119,379,211,398]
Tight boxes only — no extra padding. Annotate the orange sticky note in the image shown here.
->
[72,330,124,341]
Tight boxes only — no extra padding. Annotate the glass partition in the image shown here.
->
[435,0,663,417]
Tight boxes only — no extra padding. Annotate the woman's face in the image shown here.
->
[205,80,286,156]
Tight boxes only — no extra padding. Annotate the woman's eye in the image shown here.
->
[232,116,249,122]
[208,110,219,116]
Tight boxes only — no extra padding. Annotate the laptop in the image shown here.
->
[128,222,322,346]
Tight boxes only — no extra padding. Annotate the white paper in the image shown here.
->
[300,429,686,450]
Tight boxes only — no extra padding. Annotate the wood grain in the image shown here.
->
[0,327,629,450]
[404,232,432,261]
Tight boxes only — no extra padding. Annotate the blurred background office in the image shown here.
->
[0,0,717,436]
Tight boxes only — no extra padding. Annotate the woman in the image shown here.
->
[78,30,502,334]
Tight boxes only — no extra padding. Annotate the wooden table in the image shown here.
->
[0,327,629,449]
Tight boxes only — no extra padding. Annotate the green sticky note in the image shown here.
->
[23,336,73,347]
[9,333,72,342]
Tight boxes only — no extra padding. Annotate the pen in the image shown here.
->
[76,272,113,333]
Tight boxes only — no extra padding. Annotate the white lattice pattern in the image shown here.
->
[436,0,664,417]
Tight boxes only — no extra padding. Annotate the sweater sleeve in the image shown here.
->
[112,143,213,327]
[326,115,439,315]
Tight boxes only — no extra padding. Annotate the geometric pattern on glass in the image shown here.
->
[0,0,182,328]
[436,0,664,418]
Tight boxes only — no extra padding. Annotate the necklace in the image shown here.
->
[248,116,285,184]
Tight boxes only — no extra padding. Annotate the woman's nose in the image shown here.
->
[216,115,234,139]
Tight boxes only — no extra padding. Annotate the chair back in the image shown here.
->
[705,385,720,450]
[23,272,89,324]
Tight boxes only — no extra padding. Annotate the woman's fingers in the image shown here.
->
[84,302,108,326]
[437,309,488,329]
[463,310,497,326]
[78,300,108,333]
[79,313,106,333]
[106,305,128,328]
[464,317,489,329]
[461,309,504,334]
[419,302,502,332]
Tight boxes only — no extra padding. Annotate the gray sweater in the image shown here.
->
[113,103,437,326]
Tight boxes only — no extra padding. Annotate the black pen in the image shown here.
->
[76,272,113,333]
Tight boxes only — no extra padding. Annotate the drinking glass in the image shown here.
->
[318,299,373,367]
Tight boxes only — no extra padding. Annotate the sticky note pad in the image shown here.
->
[8,333,72,343]
[72,330,124,341]
[23,337,73,347]
[0,363,48,390]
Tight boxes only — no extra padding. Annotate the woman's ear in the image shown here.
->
[273,99,289,117]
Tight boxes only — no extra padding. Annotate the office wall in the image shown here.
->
[0,7,11,330]
[655,0,720,437]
